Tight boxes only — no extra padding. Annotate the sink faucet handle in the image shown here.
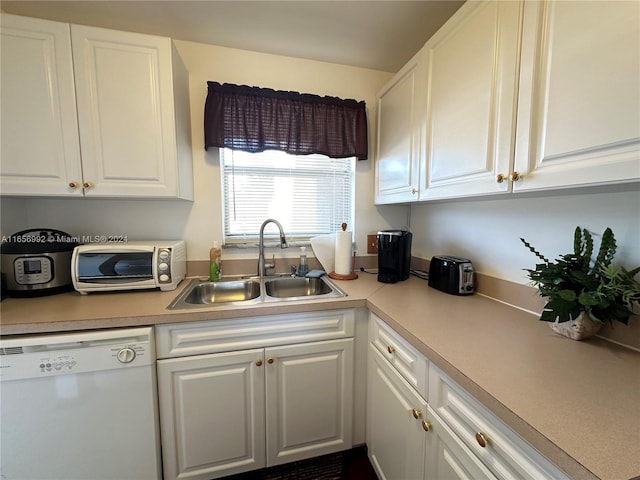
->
[291,265,297,276]
[265,254,276,270]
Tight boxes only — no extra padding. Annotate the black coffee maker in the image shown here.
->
[377,230,412,283]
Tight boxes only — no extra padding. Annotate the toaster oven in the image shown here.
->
[71,240,186,294]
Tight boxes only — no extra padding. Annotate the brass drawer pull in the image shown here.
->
[422,420,431,432]
[387,345,396,354]
[475,432,488,448]
[412,409,422,419]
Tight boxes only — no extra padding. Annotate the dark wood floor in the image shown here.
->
[222,446,378,480]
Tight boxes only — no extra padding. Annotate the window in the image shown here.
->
[221,148,355,245]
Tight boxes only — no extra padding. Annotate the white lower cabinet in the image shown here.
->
[368,345,494,480]
[368,345,427,479]
[367,314,567,480]
[156,310,355,480]
[428,364,568,480]
[157,349,266,480]
[424,406,496,480]
[265,339,354,466]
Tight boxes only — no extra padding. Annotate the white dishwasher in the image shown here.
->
[0,327,162,480]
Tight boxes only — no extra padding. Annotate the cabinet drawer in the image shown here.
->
[425,405,497,480]
[156,309,355,359]
[369,314,428,398]
[428,364,568,480]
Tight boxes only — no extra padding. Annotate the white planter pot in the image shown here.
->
[549,312,603,340]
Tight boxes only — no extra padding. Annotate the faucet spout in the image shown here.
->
[258,219,288,277]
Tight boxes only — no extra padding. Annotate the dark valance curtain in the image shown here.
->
[204,82,368,160]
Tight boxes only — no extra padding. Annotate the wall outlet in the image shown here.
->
[367,234,378,254]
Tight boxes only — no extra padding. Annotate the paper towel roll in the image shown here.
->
[334,230,352,275]
[310,233,335,273]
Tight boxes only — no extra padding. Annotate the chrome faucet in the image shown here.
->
[258,218,288,277]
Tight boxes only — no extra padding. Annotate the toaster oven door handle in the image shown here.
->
[78,275,153,283]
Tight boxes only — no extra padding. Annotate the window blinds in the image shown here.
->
[221,149,355,243]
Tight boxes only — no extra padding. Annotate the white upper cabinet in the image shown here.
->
[375,0,639,203]
[513,0,640,191]
[0,14,193,199]
[374,48,426,204]
[0,14,83,196]
[420,0,522,200]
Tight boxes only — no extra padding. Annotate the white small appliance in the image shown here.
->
[0,327,162,480]
[71,240,186,294]
[0,228,79,296]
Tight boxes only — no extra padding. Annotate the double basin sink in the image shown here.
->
[167,275,346,309]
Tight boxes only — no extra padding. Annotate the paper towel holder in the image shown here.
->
[328,223,358,280]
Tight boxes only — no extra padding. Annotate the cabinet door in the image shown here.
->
[157,349,265,480]
[375,49,425,204]
[0,14,83,196]
[514,1,640,191]
[71,25,181,197]
[424,406,497,480]
[367,345,427,480]
[420,1,522,200]
[429,364,569,480]
[265,338,354,466]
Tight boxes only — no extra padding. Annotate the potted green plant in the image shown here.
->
[520,226,640,340]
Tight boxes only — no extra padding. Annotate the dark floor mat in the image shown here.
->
[222,446,378,480]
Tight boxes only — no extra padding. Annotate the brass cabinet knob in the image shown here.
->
[68,181,79,189]
[475,432,488,448]
[496,173,507,184]
[412,409,422,419]
[421,420,431,432]
[510,171,522,182]
[83,181,94,189]
[387,345,396,354]
[411,188,418,194]
[267,358,274,364]
[255,360,263,367]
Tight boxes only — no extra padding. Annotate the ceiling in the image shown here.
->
[1,1,464,72]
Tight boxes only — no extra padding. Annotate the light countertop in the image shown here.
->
[1,274,638,479]
[0,275,382,334]
[367,277,640,480]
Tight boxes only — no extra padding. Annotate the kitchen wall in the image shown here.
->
[0,39,407,261]
[1,35,638,292]
[410,185,640,285]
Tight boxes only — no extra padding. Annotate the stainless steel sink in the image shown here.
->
[168,279,262,309]
[186,280,261,304]
[167,275,345,309]
[264,277,332,298]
